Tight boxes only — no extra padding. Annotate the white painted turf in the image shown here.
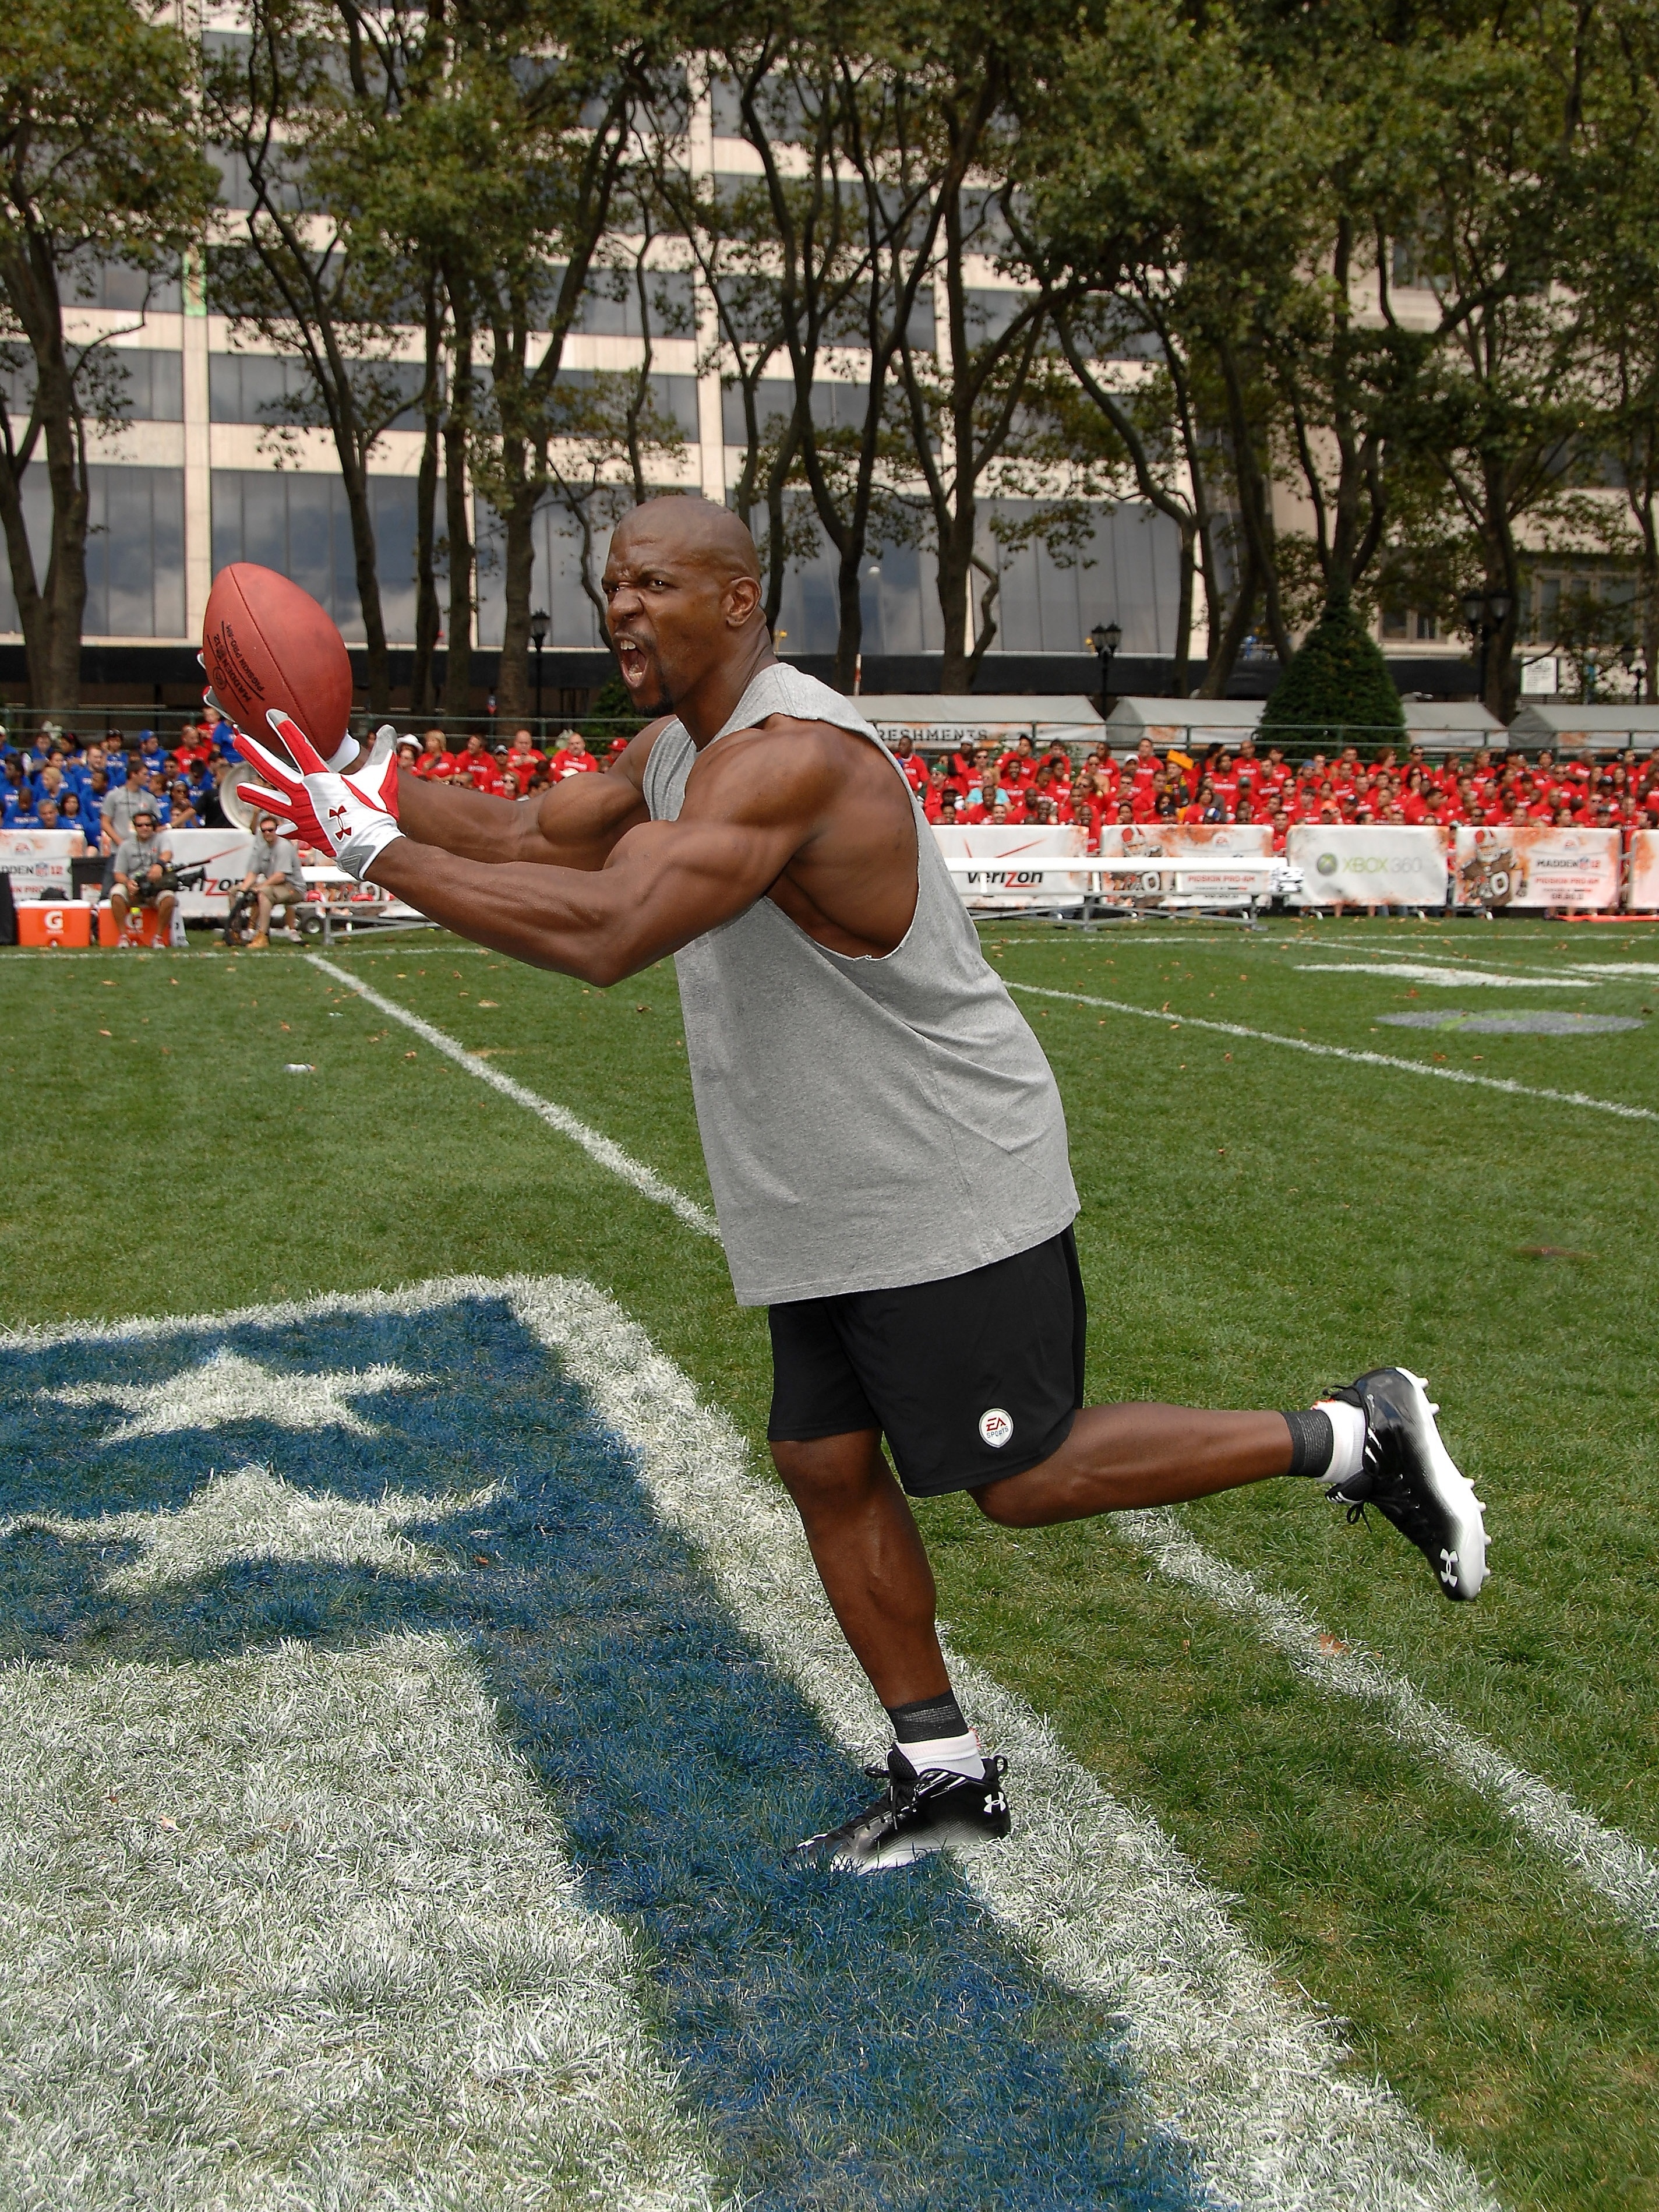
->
[0,1629,721,2211]
[5,1275,1498,2212]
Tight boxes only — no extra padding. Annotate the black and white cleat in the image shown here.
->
[797,1748,1011,1873]
[1325,1367,1488,1600]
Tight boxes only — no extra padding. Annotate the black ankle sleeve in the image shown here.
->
[887,1691,968,1742]
[1282,1407,1333,1479]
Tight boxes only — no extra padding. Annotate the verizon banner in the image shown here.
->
[1453,825,1621,911]
[1628,830,1659,911]
[932,824,1089,910]
[164,828,256,918]
[0,830,79,895]
[1097,822,1273,908]
[1287,824,1449,907]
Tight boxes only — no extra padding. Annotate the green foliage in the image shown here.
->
[1261,598,1405,740]
[581,673,645,747]
[0,0,217,708]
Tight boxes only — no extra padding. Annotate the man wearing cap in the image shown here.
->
[238,812,306,948]
[110,808,176,943]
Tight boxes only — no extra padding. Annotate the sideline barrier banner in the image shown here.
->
[164,828,256,918]
[1628,830,1659,911]
[932,824,1089,909]
[1287,824,1449,907]
[0,830,78,895]
[1097,822,1273,908]
[878,719,1029,755]
[1453,824,1621,911]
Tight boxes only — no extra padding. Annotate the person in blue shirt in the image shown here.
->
[136,731,164,777]
[3,790,43,829]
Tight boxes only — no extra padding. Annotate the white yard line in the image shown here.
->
[1116,1508,1659,1946]
[306,952,719,1238]
[1008,981,1659,1123]
[0,1631,723,2212]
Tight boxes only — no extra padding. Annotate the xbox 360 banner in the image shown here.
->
[1286,825,1450,906]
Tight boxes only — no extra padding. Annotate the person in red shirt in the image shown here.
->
[890,733,930,797]
[1128,738,1159,796]
[504,728,545,789]
[934,788,963,829]
[1210,752,1241,811]
[997,734,1039,789]
[453,731,500,789]
[414,730,457,779]
[550,732,600,778]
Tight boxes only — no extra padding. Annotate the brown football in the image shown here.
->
[202,563,354,758]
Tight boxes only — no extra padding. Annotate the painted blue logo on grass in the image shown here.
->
[1,1294,1204,2212]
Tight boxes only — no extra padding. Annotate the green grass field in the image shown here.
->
[4,913,1657,2211]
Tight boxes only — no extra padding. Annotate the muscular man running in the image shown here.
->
[236,497,1488,1872]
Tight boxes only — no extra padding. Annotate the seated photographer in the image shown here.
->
[239,812,305,948]
[110,807,175,942]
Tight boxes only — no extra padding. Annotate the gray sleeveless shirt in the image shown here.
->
[643,663,1077,1305]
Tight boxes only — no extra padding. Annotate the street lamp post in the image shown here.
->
[530,608,549,736]
[1460,587,1513,710]
[1088,619,1123,722]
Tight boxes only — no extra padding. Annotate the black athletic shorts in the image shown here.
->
[767,1226,1086,1498]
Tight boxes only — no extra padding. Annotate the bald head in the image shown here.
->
[609,495,761,585]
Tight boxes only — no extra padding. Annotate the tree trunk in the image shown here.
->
[936,502,977,693]
[340,457,387,716]
[440,311,474,721]
[1172,526,1195,699]
[833,539,863,692]
[495,439,535,720]
[0,322,90,712]
[409,280,443,717]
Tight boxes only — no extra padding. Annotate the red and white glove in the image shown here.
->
[235,710,404,880]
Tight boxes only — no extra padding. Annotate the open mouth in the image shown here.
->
[615,638,652,689]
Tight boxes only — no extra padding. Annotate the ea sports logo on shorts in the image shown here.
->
[978,1406,1014,1449]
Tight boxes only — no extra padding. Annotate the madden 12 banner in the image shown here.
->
[1453,825,1621,911]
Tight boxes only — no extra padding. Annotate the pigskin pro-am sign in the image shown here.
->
[1096,823,1273,908]
[1453,825,1621,911]
[1286,825,1450,907]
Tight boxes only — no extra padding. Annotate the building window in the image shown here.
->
[0,465,185,638]
[2,347,181,423]
[211,469,419,643]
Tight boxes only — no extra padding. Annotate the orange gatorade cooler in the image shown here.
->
[17,900,93,948]
[97,901,164,948]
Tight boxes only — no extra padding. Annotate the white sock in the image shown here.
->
[1314,1398,1367,1484]
[894,1727,985,1780]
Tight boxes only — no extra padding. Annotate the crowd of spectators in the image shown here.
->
[8,713,1659,902]
[398,724,614,798]
[0,714,241,851]
[901,731,1659,850]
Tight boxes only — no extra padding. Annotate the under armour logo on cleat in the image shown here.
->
[984,1791,1007,1815]
[1439,1548,1458,1585]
